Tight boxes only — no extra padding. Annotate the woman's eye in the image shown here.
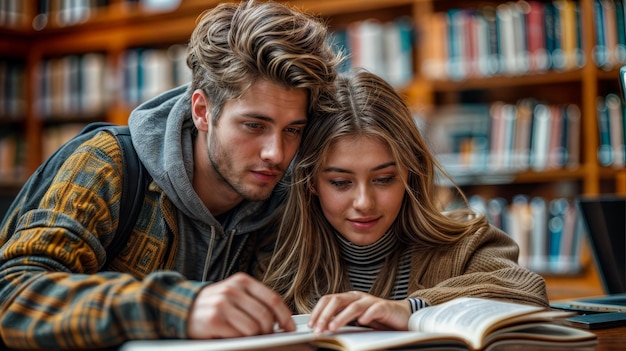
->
[330,180,349,188]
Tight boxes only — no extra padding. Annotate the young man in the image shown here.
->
[0,1,340,349]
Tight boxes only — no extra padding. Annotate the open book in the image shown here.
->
[119,297,597,351]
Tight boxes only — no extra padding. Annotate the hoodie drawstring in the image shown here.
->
[202,226,216,282]
[220,228,236,280]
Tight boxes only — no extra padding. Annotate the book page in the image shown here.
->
[316,330,467,351]
[484,322,597,346]
[408,297,545,349]
[118,314,370,351]
[119,315,317,351]
[118,330,318,351]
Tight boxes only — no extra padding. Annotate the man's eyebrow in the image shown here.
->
[243,113,307,125]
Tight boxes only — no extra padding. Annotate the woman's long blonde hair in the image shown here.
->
[262,70,488,313]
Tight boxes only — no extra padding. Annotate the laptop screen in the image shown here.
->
[577,197,626,295]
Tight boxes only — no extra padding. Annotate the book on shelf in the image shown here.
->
[467,194,582,274]
[0,0,28,29]
[597,92,626,168]
[526,0,549,72]
[512,98,533,169]
[35,53,109,119]
[547,104,565,169]
[426,104,490,176]
[118,297,596,351]
[383,16,413,88]
[565,104,581,169]
[600,0,618,68]
[0,132,26,182]
[487,197,508,231]
[427,100,580,178]
[596,95,612,165]
[42,123,87,161]
[529,196,549,271]
[0,59,26,119]
[121,45,193,108]
[447,8,468,80]
[606,93,624,167]
[421,1,585,79]
[548,198,568,271]
[554,0,580,70]
[593,0,609,68]
[507,194,532,268]
[616,0,626,63]
[340,17,414,87]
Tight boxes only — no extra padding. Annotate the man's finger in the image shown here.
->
[240,277,295,332]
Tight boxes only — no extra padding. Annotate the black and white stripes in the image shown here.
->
[335,231,428,313]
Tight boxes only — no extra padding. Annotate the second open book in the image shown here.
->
[119,297,597,351]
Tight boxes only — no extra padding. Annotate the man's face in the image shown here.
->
[192,79,308,207]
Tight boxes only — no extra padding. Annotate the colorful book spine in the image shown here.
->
[529,196,548,272]
[530,103,551,171]
[593,0,609,68]
[548,198,568,272]
[526,1,549,72]
[547,105,564,169]
[448,9,468,80]
[615,0,626,64]
[597,95,613,166]
[565,104,582,169]
[543,2,557,69]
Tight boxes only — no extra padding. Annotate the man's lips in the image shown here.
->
[251,169,280,183]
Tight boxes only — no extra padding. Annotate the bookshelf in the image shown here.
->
[0,0,622,300]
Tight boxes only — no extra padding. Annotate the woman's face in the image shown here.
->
[313,135,407,246]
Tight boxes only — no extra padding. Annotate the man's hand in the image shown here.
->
[308,291,411,333]
[187,272,295,339]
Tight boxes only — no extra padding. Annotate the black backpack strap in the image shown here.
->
[0,122,148,269]
[105,126,148,267]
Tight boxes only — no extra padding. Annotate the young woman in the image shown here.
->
[261,70,548,334]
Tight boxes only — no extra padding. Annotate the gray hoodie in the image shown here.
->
[127,84,285,282]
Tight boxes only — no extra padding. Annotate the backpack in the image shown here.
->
[0,122,149,268]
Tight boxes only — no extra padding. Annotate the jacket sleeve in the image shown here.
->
[0,133,205,350]
[408,224,549,308]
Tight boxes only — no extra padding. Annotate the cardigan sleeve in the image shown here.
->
[408,224,549,308]
[0,132,206,350]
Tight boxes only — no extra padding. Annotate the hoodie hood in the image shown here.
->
[128,84,212,223]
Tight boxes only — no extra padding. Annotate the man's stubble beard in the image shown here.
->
[207,132,274,202]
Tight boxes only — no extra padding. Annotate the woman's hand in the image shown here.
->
[308,291,411,333]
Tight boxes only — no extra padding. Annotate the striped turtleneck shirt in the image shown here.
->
[335,231,428,313]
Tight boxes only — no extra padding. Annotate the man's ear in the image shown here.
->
[191,89,210,132]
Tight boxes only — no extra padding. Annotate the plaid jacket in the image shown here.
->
[0,132,265,350]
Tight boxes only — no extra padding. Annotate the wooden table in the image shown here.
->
[594,325,626,351]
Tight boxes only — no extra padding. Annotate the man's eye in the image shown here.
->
[245,123,263,130]
[285,127,303,136]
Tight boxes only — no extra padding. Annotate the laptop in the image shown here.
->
[550,196,626,313]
